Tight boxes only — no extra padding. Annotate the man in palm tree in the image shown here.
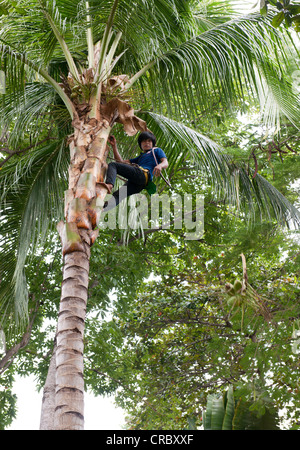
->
[101,131,168,211]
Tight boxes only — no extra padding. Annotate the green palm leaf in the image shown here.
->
[140,111,300,228]
[222,385,235,430]
[119,11,300,128]
[1,1,299,128]
[203,387,280,430]
[0,139,68,325]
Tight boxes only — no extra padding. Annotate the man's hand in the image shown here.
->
[108,135,117,149]
[108,135,125,162]
[153,164,163,177]
[153,158,168,177]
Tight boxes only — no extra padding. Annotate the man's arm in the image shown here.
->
[153,157,168,177]
[108,135,130,163]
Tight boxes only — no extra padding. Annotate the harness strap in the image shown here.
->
[138,166,149,185]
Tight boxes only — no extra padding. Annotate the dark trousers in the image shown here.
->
[103,161,147,211]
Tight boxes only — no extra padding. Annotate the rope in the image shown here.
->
[151,147,172,189]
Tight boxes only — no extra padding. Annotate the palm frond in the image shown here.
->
[247,172,300,230]
[1,82,55,147]
[254,61,300,130]
[0,139,68,326]
[0,38,76,118]
[138,111,300,229]
[2,1,298,130]
[0,0,86,63]
[127,13,300,128]
[0,80,72,149]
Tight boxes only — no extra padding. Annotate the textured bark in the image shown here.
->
[54,242,89,430]
[47,64,148,429]
[40,343,57,430]
[54,119,111,430]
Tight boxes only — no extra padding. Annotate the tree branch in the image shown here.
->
[0,137,58,168]
[0,296,39,374]
[89,366,161,415]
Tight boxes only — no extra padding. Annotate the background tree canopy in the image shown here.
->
[0,0,300,430]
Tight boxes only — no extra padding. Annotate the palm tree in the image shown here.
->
[0,0,299,430]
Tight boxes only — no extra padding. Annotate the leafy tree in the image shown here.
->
[1,0,300,430]
[82,158,300,429]
[0,370,16,430]
[260,0,300,31]
[101,227,300,429]
[1,135,299,428]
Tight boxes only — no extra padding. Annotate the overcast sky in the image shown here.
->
[7,374,125,430]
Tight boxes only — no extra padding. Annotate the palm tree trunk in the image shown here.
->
[40,342,56,430]
[54,239,90,430]
[53,119,111,430]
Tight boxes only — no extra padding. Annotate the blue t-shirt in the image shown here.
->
[130,147,167,181]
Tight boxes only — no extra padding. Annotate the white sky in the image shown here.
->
[7,374,126,430]
[235,0,258,13]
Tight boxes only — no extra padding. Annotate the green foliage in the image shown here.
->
[0,139,68,325]
[1,0,300,327]
[87,176,300,429]
[202,386,280,430]
[260,0,300,31]
[1,172,300,428]
[0,370,17,429]
[1,0,300,430]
